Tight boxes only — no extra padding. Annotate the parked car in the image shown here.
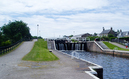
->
[95,38,100,41]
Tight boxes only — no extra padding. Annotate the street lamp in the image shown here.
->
[37,24,39,39]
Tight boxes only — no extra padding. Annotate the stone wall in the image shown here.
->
[86,41,129,58]
[87,41,103,53]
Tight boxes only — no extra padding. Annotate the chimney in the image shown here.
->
[120,29,122,32]
[103,27,105,31]
[111,27,112,30]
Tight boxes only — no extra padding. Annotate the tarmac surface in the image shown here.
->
[0,39,95,79]
[110,42,129,49]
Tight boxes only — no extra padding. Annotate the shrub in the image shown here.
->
[2,40,11,46]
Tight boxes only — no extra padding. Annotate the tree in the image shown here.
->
[93,33,97,36]
[102,36,109,41]
[88,36,99,41]
[2,20,31,43]
[117,30,120,33]
[108,34,114,38]
[0,27,2,46]
[69,35,73,37]
[108,34,115,41]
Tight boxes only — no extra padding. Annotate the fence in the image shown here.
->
[0,38,25,55]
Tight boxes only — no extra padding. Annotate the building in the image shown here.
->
[71,33,92,41]
[117,30,129,38]
[99,27,116,37]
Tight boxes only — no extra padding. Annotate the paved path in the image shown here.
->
[0,40,95,79]
[50,50,95,79]
[0,39,37,79]
[97,41,109,49]
[110,42,129,49]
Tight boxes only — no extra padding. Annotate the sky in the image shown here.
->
[0,0,129,38]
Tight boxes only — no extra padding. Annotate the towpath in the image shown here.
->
[0,39,37,79]
[0,40,95,79]
[110,42,129,49]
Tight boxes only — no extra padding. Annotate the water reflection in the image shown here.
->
[63,51,129,79]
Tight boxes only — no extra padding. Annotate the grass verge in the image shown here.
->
[22,39,59,61]
[103,41,129,51]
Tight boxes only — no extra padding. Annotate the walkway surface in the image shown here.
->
[0,39,37,79]
[110,42,129,49]
[97,41,109,49]
[0,40,95,79]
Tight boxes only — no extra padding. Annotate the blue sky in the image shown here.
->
[0,0,129,38]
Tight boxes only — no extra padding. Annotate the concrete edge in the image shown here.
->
[104,49,129,53]
[80,58,103,79]
[59,50,103,79]
[94,41,129,53]
[85,71,99,79]
[53,41,57,50]
[50,41,103,79]
[94,41,104,50]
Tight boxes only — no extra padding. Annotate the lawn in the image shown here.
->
[103,41,129,51]
[22,39,59,61]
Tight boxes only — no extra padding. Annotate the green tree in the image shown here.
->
[108,34,114,38]
[69,35,73,37]
[102,36,109,41]
[0,27,2,46]
[2,20,31,43]
[88,36,100,41]
[108,34,115,41]
[117,30,120,34]
[93,33,97,36]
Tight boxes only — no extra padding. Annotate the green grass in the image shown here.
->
[22,39,59,61]
[103,41,129,51]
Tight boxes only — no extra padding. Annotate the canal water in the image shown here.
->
[63,51,129,79]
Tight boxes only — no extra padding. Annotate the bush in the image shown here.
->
[71,39,78,43]
[102,36,109,41]
[2,40,11,46]
[110,37,117,41]
[88,36,100,41]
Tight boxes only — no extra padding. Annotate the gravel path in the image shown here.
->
[0,39,95,79]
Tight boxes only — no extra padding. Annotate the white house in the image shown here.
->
[117,31,129,38]
[71,33,91,41]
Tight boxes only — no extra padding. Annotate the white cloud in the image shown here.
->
[13,11,129,38]
[0,0,108,13]
[0,0,129,38]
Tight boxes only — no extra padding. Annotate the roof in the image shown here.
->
[100,29,110,35]
[73,33,91,37]
[117,31,129,38]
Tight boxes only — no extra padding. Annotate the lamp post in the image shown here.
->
[37,24,39,39]
[73,31,75,36]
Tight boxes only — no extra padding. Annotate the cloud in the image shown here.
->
[0,0,108,14]
[0,0,129,38]
[14,11,129,38]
